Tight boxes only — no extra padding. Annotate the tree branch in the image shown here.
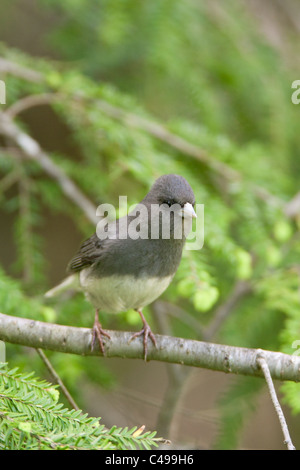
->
[0,57,42,82]
[6,93,58,119]
[0,312,300,382]
[0,112,98,224]
[94,99,239,182]
[0,58,292,214]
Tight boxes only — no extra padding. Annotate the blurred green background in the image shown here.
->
[1,0,300,449]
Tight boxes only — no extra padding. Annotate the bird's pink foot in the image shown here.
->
[91,310,111,355]
[129,309,157,361]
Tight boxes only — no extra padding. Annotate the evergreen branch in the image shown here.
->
[91,99,284,211]
[0,312,300,382]
[2,57,227,177]
[0,111,98,224]
[0,364,162,450]
[0,58,291,215]
[94,99,239,181]
[257,352,296,450]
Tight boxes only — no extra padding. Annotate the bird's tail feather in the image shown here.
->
[45,274,80,298]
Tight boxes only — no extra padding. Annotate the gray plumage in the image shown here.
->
[68,174,195,278]
[45,174,196,357]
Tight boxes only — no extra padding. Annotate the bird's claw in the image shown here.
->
[91,316,111,355]
[129,318,157,361]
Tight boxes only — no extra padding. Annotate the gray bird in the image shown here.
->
[46,174,196,360]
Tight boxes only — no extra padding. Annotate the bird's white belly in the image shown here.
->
[79,268,173,313]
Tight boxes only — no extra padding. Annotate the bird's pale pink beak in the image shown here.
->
[180,202,197,219]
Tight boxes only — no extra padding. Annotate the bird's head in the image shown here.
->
[142,174,196,240]
[146,174,196,218]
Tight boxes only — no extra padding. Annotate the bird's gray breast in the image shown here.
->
[79,268,174,313]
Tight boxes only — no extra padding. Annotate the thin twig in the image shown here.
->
[284,191,300,219]
[0,112,98,224]
[6,93,59,119]
[36,348,79,411]
[257,352,296,450]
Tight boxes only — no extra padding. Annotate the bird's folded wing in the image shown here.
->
[67,232,116,272]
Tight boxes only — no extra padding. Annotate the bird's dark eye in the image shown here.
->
[165,199,174,207]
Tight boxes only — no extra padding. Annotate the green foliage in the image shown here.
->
[1,0,300,449]
[0,364,160,450]
[41,0,299,162]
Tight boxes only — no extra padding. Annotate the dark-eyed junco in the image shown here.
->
[46,174,196,360]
